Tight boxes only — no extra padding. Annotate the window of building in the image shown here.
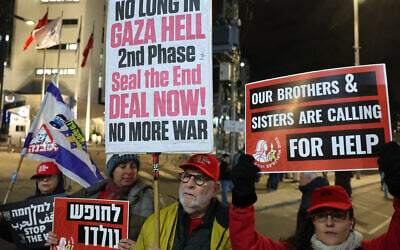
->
[46,43,77,50]
[35,68,76,75]
[47,19,78,25]
[16,126,25,132]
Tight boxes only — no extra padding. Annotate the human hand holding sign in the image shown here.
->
[232,154,260,208]
[377,141,400,198]
[44,231,58,246]
[118,238,135,250]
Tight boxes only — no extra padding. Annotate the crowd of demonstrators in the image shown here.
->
[229,142,400,249]
[135,154,231,250]
[0,162,66,250]
[46,154,155,250]
[219,153,234,207]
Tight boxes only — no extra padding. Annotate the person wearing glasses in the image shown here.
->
[229,143,400,249]
[0,162,66,250]
[28,161,66,199]
[135,154,231,249]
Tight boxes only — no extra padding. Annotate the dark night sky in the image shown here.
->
[236,0,400,121]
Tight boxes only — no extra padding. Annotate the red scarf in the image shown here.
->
[98,181,130,200]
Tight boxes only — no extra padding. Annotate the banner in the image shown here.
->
[22,80,104,187]
[0,195,61,249]
[52,198,129,249]
[245,64,392,173]
[105,0,213,153]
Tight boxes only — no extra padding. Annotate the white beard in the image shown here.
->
[179,186,214,217]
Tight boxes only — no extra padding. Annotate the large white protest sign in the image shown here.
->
[105,0,213,153]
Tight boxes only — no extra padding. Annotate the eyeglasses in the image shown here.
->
[36,174,58,181]
[312,209,349,223]
[179,172,212,186]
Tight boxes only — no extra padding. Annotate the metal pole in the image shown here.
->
[74,16,82,119]
[41,48,47,100]
[56,11,63,87]
[230,58,237,157]
[354,0,362,180]
[353,0,360,66]
[85,52,92,142]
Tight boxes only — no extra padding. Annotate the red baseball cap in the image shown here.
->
[179,154,220,182]
[30,162,61,179]
[307,185,352,212]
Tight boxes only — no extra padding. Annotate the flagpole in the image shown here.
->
[85,23,94,142]
[152,152,161,248]
[3,155,24,204]
[40,7,49,100]
[56,11,63,87]
[74,16,82,119]
[41,48,47,100]
[85,45,93,142]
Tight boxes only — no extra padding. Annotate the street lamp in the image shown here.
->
[353,0,360,66]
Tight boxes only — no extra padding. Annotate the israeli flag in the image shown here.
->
[22,79,104,188]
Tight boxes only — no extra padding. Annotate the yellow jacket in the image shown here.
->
[135,201,231,249]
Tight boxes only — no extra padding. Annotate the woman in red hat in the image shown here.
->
[229,142,400,249]
[0,162,65,250]
[28,161,66,199]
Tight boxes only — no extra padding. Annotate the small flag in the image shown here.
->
[81,31,94,68]
[22,77,104,188]
[33,16,62,49]
[23,11,48,51]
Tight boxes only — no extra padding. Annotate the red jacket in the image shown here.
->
[229,198,400,250]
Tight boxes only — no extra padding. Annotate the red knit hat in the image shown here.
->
[179,154,220,182]
[30,162,61,179]
[307,185,352,212]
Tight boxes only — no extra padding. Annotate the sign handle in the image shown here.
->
[152,152,161,248]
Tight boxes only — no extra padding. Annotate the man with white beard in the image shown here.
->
[135,154,231,250]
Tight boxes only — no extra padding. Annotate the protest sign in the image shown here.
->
[105,0,213,153]
[0,195,60,248]
[52,198,129,249]
[245,64,392,173]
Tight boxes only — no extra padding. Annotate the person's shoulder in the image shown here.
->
[85,179,109,195]
[313,176,329,187]
[161,201,179,212]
